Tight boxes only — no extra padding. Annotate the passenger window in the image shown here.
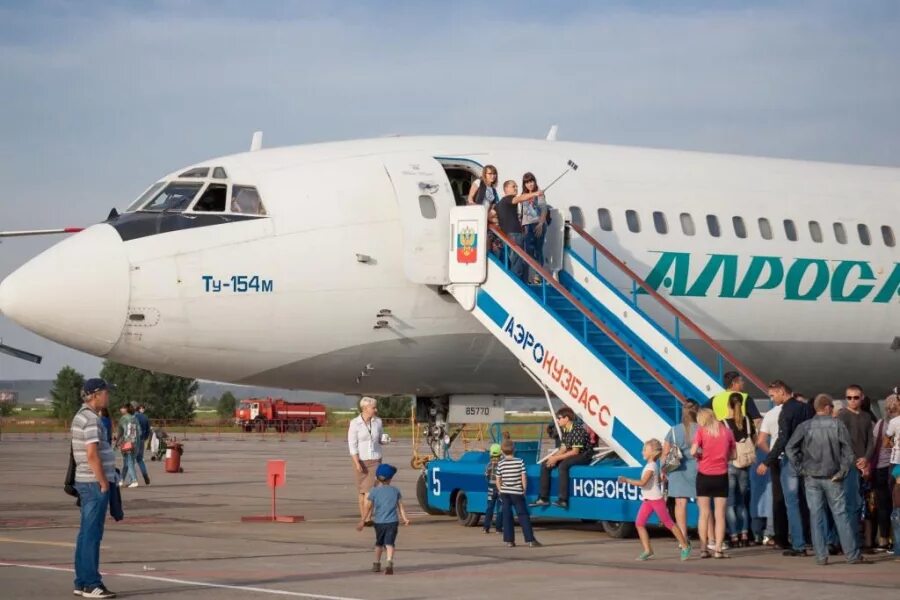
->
[653,211,668,234]
[230,186,267,215]
[882,225,896,247]
[212,167,228,179]
[783,219,798,242]
[809,221,823,243]
[570,206,585,227]
[706,214,721,238]
[857,223,871,246]
[179,167,209,178]
[732,216,747,239]
[418,195,436,219]
[679,213,695,236]
[625,209,641,233]
[141,182,204,212]
[758,218,773,240]
[193,184,228,212]
[833,222,847,244]
[597,208,613,231]
[126,182,165,212]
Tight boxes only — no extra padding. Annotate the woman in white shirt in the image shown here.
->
[348,397,384,522]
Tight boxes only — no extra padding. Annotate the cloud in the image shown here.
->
[1,0,899,378]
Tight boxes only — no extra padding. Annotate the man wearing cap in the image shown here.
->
[348,397,384,522]
[71,378,118,598]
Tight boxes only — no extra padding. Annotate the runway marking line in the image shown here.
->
[0,562,367,600]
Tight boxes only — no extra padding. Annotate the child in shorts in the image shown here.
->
[357,463,409,574]
[619,439,691,561]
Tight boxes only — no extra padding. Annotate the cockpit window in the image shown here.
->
[140,182,204,212]
[230,186,267,215]
[192,183,228,212]
[179,167,209,178]
[125,182,166,212]
[212,167,228,179]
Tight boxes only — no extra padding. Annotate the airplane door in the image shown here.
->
[383,155,455,285]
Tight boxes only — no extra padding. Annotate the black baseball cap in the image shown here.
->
[82,378,115,396]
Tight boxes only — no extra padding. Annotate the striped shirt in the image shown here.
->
[496,456,526,495]
[71,405,117,483]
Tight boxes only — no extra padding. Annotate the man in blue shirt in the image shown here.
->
[133,404,151,485]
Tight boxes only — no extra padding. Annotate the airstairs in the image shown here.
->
[447,209,768,466]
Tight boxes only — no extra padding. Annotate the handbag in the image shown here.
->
[663,427,683,473]
[120,441,134,452]
[732,417,756,468]
[64,446,79,499]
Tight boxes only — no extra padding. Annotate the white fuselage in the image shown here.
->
[1,136,897,397]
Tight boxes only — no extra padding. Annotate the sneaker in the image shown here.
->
[783,549,808,557]
[636,551,654,561]
[143,475,150,485]
[553,499,569,510]
[680,545,692,561]
[82,585,116,598]
[371,562,381,573]
[505,542,516,547]
[528,540,542,548]
[846,556,870,565]
[117,481,123,488]
[815,559,828,566]
[531,498,550,507]
[127,482,139,488]
[384,561,394,575]
[73,589,84,596]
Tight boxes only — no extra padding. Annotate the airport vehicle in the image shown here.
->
[234,398,327,432]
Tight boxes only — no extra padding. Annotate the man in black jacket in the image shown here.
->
[757,380,815,556]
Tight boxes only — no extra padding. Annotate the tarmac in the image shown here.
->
[1,434,898,599]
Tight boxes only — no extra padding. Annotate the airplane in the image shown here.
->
[1,132,898,419]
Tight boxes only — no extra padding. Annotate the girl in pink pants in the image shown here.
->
[619,439,692,561]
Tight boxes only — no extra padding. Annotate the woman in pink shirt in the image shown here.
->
[691,408,736,558]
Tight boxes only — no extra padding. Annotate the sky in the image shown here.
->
[1,0,899,380]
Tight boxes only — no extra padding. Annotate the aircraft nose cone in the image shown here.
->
[0,225,130,356]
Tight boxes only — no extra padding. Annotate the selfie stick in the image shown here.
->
[540,160,579,193]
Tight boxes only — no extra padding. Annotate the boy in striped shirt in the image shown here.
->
[496,440,541,547]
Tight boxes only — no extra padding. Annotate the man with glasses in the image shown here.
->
[533,407,592,510]
[836,385,875,548]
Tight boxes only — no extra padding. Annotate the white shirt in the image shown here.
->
[760,405,782,451]
[886,415,900,465]
[640,461,663,501]
[348,415,383,461]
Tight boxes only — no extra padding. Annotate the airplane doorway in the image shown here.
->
[436,157,484,206]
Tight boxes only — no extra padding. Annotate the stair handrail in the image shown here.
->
[489,224,689,410]
[568,222,768,395]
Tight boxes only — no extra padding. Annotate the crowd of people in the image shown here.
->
[467,165,549,283]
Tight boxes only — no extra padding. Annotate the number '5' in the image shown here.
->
[431,467,441,496]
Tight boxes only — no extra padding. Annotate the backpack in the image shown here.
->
[731,417,756,469]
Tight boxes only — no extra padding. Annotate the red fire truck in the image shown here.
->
[235,398,328,432]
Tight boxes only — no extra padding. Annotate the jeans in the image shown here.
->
[873,466,892,541]
[503,232,528,283]
[804,476,860,562]
[891,507,900,556]
[538,452,592,502]
[842,466,863,547]
[135,444,149,482]
[483,486,503,532]
[73,482,109,589]
[121,451,137,485]
[523,223,545,276]
[781,458,807,550]
[501,493,536,544]
[727,464,751,535]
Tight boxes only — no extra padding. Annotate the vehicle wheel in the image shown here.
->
[300,420,313,433]
[254,418,266,433]
[416,472,444,516]
[601,520,636,538]
[454,491,481,527]
[287,421,300,433]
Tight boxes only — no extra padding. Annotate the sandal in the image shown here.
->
[714,551,731,559]
[700,550,712,559]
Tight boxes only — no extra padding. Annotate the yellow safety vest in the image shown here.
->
[711,391,750,420]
